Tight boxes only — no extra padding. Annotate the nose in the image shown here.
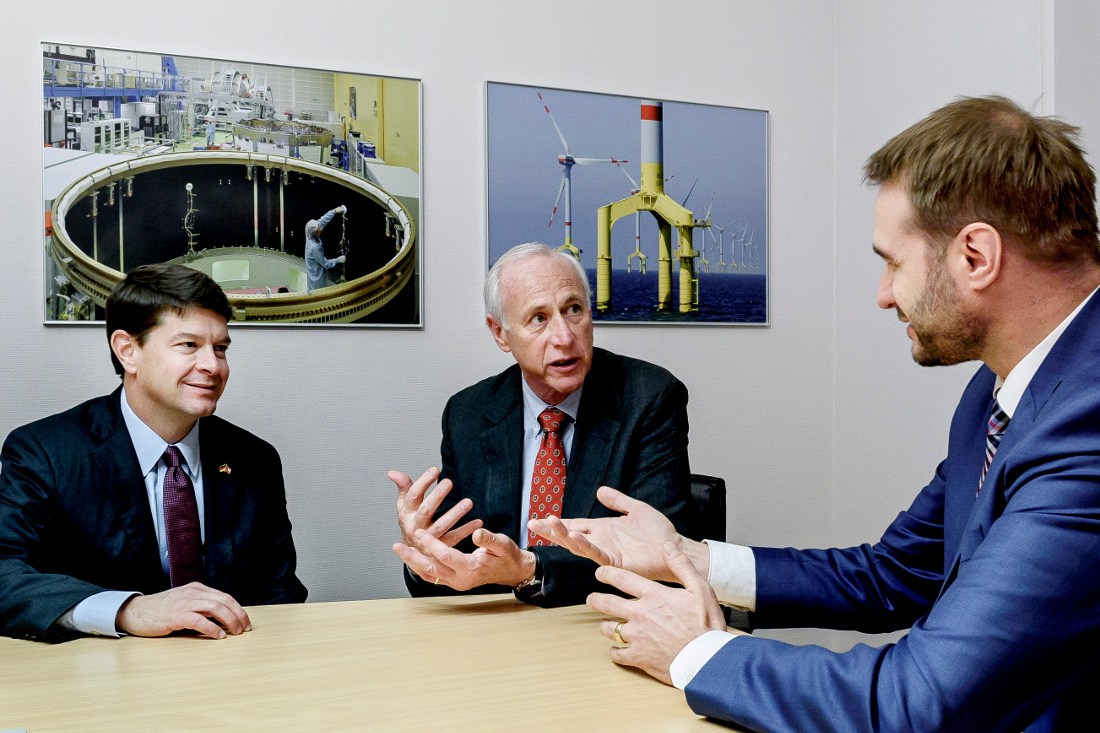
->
[196,345,219,374]
[547,313,575,346]
[876,264,895,310]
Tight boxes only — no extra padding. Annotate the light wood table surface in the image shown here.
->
[0,594,736,732]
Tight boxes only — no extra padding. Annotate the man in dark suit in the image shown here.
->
[390,242,696,606]
[0,264,306,643]
[532,96,1100,731]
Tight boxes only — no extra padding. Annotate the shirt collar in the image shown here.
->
[120,387,202,479]
[995,283,1100,417]
[520,375,583,434]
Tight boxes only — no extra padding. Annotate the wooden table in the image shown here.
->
[0,595,733,731]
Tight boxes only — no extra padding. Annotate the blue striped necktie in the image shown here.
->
[977,399,1010,496]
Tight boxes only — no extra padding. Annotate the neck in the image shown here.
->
[123,382,197,444]
[982,265,1100,379]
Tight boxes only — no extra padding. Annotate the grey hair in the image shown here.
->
[484,242,592,330]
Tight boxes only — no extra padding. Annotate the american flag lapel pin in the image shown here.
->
[219,463,232,475]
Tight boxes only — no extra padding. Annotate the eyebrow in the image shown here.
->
[172,331,232,345]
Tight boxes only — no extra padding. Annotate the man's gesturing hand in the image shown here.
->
[529,486,709,583]
[115,582,251,639]
[391,467,483,556]
[393,528,536,590]
[587,542,730,685]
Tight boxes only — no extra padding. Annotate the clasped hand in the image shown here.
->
[116,582,251,639]
[390,467,535,589]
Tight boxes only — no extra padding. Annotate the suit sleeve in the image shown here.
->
[751,460,947,633]
[244,447,307,604]
[530,377,693,607]
[0,428,105,642]
[685,401,1100,732]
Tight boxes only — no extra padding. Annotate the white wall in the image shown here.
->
[3,0,1092,650]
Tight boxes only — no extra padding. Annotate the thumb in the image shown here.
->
[663,542,707,594]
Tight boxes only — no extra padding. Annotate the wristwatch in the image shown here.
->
[513,551,543,597]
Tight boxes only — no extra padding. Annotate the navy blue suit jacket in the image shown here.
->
[405,347,697,606]
[687,293,1100,732]
[0,389,307,642]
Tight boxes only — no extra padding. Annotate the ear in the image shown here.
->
[954,222,1003,293]
[486,315,512,354]
[110,330,140,376]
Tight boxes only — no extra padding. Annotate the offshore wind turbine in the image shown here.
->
[615,163,647,274]
[712,218,734,273]
[696,193,715,274]
[733,224,748,273]
[539,92,627,260]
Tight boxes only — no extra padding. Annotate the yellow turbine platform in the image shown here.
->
[596,190,699,313]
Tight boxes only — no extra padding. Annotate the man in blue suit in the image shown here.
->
[531,96,1100,731]
[0,264,306,642]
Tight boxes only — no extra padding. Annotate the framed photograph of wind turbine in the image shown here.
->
[42,42,422,326]
[486,81,768,324]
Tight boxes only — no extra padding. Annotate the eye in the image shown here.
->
[214,344,229,354]
[531,313,547,324]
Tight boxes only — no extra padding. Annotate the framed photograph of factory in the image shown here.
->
[42,43,422,326]
[486,82,767,324]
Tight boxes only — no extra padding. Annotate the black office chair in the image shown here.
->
[689,473,726,542]
[689,473,752,632]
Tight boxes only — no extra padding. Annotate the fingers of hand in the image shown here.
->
[388,470,412,497]
[415,530,469,573]
[179,611,227,639]
[472,528,511,553]
[586,591,634,620]
[596,486,635,514]
[594,565,655,598]
[600,618,629,645]
[439,518,483,547]
[662,542,708,594]
[393,542,454,582]
[403,467,440,508]
[428,498,473,539]
[417,479,455,523]
[562,530,612,565]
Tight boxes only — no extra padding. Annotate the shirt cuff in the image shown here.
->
[67,591,141,637]
[704,540,756,611]
[670,629,738,690]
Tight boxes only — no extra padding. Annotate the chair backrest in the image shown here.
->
[689,473,726,542]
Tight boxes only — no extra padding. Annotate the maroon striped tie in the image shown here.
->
[163,446,203,586]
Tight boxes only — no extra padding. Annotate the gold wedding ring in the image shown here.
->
[434,577,441,585]
[613,621,626,645]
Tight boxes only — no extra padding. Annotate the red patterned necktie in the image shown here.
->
[163,446,203,586]
[977,400,1010,497]
[527,408,568,547]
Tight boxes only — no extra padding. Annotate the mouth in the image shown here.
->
[548,357,580,370]
[185,382,219,393]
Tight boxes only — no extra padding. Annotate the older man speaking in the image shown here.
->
[390,242,701,606]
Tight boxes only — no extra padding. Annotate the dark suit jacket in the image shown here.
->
[0,388,307,642]
[406,347,696,606]
[686,292,1100,732]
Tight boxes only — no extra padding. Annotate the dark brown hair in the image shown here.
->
[105,264,231,376]
[865,95,1100,265]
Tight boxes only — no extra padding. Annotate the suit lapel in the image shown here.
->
[199,420,241,580]
[565,351,622,520]
[480,374,524,541]
[89,391,165,587]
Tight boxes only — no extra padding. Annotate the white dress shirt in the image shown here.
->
[670,283,1100,690]
[518,378,583,549]
[57,388,205,637]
